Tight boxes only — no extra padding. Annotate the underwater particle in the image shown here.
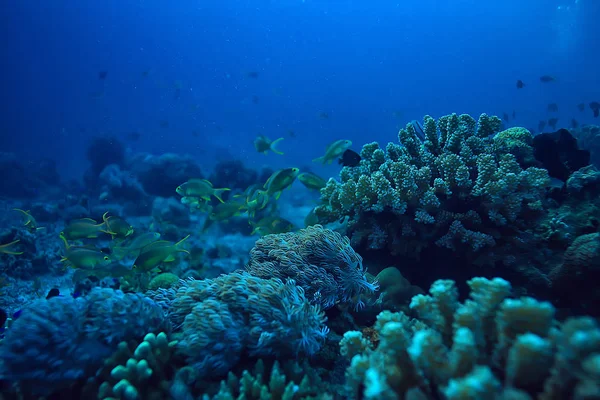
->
[577,103,585,111]
[548,118,559,129]
[590,101,600,117]
[538,120,547,132]
[339,149,362,167]
[0,239,23,255]
[547,103,559,112]
[540,75,556,83]
[516,79,525,89]
[297,171,327,190]
[253,134,284,155]
[98,70,108,80]
[313,139,353,164]
[132,235,190,273]
[46,288,60,299]
[263,167,300,199]
[176,178,230,203]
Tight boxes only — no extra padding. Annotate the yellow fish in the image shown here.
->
[263,168,300,200]
[253,135,284,155]
[176,179,230,203]
[133,235,190,273]
[297,172,327,191]
[13,209,44,232]
[60,234,112,270]
[0,239,23,255]
[313,139,352,164]
[102,214,134,239]
[61,216,107,240]
[250,216,295,236]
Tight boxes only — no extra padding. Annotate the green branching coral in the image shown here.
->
[316,113,550,265]
[339,277,600,399]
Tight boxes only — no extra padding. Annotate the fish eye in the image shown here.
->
[104,256,110,261]
[133,265,137,269]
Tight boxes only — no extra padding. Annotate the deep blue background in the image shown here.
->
[1,0,599,180]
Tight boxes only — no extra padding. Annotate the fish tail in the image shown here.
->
[312,156,325,164]
[270,137,285,155]
[212,188,230,203]
[0,239,23,255]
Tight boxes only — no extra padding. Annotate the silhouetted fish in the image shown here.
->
[516,80,525,89]
[590,102,600,118]
[540,75,556,83]
[571,119,579,129]
[577,103,585,112]
[98,70,108,80]
[503,112,510,122]
[159,120,169,128]
[46,288,60,299]
[126,131,141,141]
[538,120,546,132]
[246,71,259,79]
[548,118,559,129]
[547,103,559,112]
[252,95,260,104]
[339,149,361,167]
[512,110,516,119]
[410,120,426,142]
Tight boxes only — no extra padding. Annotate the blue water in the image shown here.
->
[2,0,598,180]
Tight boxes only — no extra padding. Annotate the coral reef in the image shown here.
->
[246,225,378,309]
[315,114,550,271]
[340,277,600,399]
[149,271,329,379]
[128,153,203,197]
[532,128,590,181]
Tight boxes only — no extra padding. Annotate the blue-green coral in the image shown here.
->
[316,114,550,264]
[339,277,600,399]
[150,271,329,378]
[246,225,378,310]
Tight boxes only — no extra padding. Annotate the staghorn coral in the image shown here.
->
[246,225,378,309]
[149,272,329,379]
[0,288,168,395]
[315,114,550,267]
[340,277,600,399]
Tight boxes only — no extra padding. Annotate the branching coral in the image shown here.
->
[246,225,378,309]
[315,114,550,266]
[339,277,600,399]
[149,272,329,379]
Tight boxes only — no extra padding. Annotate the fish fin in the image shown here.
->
[163,254,175,262]
[312,156,325,164]
[0,239,23,255]
[212,188,230,203]
[13,208,30,217]
[59,233,70,250]
[200,179,214,187]
[270,137,285,155]
[175,235,190,247]
[60,256,68,262]
[273,191,282,200]
[36,227,45,231]
[75,218,98,223]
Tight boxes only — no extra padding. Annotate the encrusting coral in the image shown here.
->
[339,277,600,399]
[315,114,550,267]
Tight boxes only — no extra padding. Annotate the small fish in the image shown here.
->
[339,149,361,167]
[46,288,60,299]
[577,103,586,112]
[250,216,295,236]
[252,95,260,104]
[60,235,112,270]
[209,200,247,221]
[548,118,559,129]
[540,75,556,83]
[288,129,296,138]
[111,232,161,260]
[102,214,134,239]
[409,120,427,142]
[516,80,525,89]
[547,103,559,113]
[133,236,190,272]
[538,120,547,132]
[304,207,319,227]
[98,71,108,80]
[180,196,213,212]
[246,71,259,79]
[297,172,327,191]
[254,135,284,155]
[512,110,516,119]
[245,189,269,218]
[318,111,330,120]
[0,239,23,255]
[313,140,353,164]
[13,209,43,232]
[126,131,141,141]
[590,102,600,118]
[263,168,301,199]
[571,119,579,129]
[61,217,107,240]
[503,112,510,122]
[159,120,170,129]
[176,179,230,203]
